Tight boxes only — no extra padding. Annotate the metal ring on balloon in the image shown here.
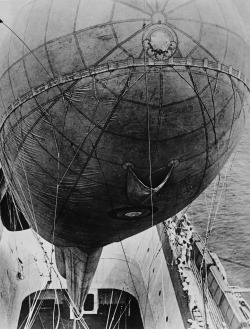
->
[142,24,178,60]
[108,206,158,220]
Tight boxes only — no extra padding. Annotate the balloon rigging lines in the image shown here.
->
[0,20,53,80]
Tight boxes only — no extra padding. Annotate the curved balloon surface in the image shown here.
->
[0,0,249,251]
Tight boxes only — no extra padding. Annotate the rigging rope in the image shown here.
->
[107,289,124,329]
[23,281,51,329]
[0,21,52,79]
[197,150,237,328]
[53,289,60,329]
[112,298,132,329]
[141,2,159,325]
[105,286,114,329]
[218,257,250,269]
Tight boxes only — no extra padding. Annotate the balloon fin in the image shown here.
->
[55,246,102,311]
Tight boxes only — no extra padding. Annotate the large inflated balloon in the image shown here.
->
[0,0,249,251]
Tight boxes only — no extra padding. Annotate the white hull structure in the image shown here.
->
[1,212,250,329]
[0,220,185,329]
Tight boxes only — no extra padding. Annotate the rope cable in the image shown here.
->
[112,298,133,329]
[107,289,124,329]
[141,3,158,323]
[196,150,237,328]
[0,21,53,79]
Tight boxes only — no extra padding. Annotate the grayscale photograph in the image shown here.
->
[0,0,249,328]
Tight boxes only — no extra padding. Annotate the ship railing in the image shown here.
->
[192,232,250,329]
[162,220,226,328]
[190,258,226,329]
